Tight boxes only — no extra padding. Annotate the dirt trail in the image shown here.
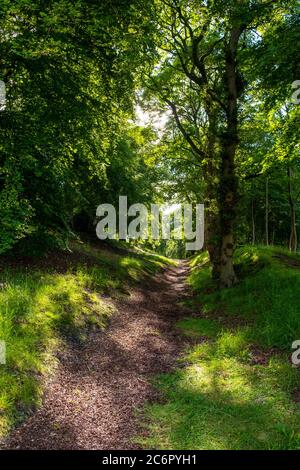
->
[2,263,190,450]
[273,254,300,269]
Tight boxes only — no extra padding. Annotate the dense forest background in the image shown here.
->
[0,0,299,285]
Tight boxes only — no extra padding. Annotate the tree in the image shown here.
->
[144,0,296,286]
[0,0,155,252]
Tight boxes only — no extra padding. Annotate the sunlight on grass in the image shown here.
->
[177,318,221,338]
[0,240,171,439]
[138,245,300,450]
[139,325,300,450]
[188,245,300,348]
[0,270,114,437]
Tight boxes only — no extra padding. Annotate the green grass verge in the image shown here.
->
[138,245,300,450]
[0,240,172,439]
[188,245,300,348]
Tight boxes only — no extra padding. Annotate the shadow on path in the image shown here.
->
[1,262,191,449]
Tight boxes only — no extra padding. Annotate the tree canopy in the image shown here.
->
[0,0,299,286]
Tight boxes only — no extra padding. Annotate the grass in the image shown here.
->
[188,245,300,348]
[0,239,173,439]
[138,245,300,450]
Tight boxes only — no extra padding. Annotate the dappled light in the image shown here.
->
[0,0,299,454]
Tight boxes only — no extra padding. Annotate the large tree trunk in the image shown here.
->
[212,27,242,288]
[218,141,238,288]
[288,166,297,252]
[205,193,221,281]
[203,105,221,280]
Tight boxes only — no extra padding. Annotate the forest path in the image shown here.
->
[2,262,190,449]
[273,253,300,269]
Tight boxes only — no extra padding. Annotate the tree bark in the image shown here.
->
[214,27,242,288]
[203,105,221,280]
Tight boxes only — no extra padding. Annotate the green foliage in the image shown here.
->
[143,0,299,256]
[0,0,156,251]
[0,0,298,256]
[0,0,299,451]
[0,180,33,253]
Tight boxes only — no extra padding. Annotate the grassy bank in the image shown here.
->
[0,240,172,439]
[138,246,300,450]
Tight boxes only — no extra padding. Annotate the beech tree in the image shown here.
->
[144,0,298,286]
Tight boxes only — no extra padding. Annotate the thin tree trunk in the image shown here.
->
[288,165,297,252]
[265,176,269,246]
[251,197,256,245]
